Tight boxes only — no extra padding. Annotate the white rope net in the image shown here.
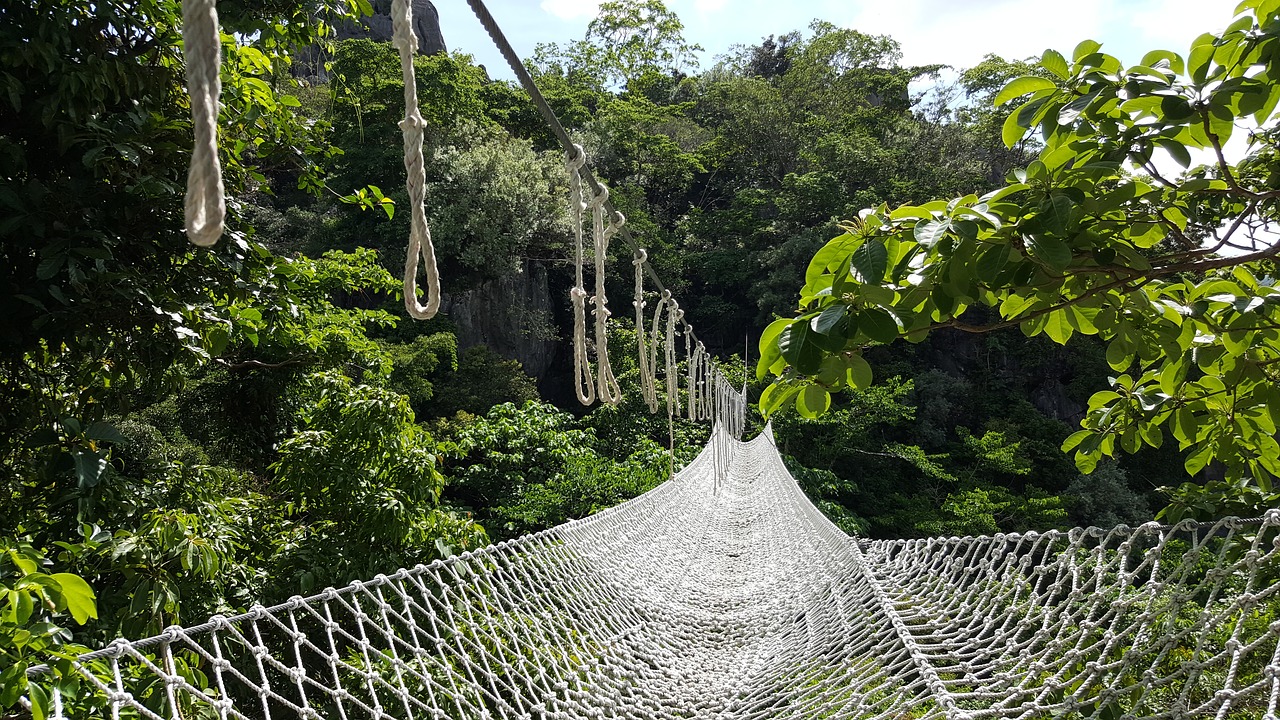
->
[40,426,1280,720]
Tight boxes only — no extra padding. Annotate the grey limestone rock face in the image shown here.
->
[439,260,560,382]
[335,0,446,55]
[294,0,445,81]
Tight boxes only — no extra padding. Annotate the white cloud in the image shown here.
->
[540,0,601,21]
[841,0,1114,69]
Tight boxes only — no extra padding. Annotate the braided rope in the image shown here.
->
[665,297,682,419]
[634,249,660,413]
[687,343,703,420]
[589,186,624,406]
[181,0,225,248]
[566,146,595,405]
[685,330,697,422]
[393,0,442,320]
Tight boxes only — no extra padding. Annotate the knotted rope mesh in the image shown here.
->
[36,426,1280,720]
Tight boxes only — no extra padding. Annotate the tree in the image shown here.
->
[0,0,371,499]
[533,0,701,90]
[758,1,1280,518]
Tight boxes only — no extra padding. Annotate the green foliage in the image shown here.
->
[443,402,670,538]
[535,0,701,90]
[760,2,1280,517]
[99,498,252,637]
[0,0,364,484]
[385,332,460,411]
[425,345,540,419]
[273,371,446,538]
[1,541,97,717]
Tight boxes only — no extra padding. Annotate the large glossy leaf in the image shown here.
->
[858,308,899,344]
[778,322,824,375]
[796,385,831,419]
[1027,235,1072,271]
[850,238,888,283]
[1038,194,1074,235]
[995,76,1057,106]
[50,573,97,624]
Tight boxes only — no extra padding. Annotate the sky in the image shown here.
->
[436,0,1240,80]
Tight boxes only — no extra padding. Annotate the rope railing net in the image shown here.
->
[36,425,1280,720]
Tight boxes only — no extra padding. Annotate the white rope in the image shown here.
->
[685,329,697,422]
[393,0,442,320]
[634,249,660,413]
[181,0,225,248]
[665,296,682,419]
[589,186,624,406]
[39,433,1280,720]
[687,343,704,420]
[566,146,595,405]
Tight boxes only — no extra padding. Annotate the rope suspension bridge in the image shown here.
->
[24,0,1280,718]
[31,426,1280,719]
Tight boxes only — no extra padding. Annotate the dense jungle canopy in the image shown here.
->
[2,0,1278,710]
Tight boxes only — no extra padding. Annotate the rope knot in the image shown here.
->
[399,113,426,131]
[589,184,610,209]
[565,144,586,172]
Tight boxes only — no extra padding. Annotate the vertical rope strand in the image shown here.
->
[181,0,225,247]
[566,146,595,405]
[634,249,659,413]
[592,190,624,406]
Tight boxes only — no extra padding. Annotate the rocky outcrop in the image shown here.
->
[440,261,560,382]
[335,0,446,55]
[294,0,446,81]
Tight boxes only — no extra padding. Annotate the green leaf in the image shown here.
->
[1188,39,1215,83]
[1038,195,1074,235]
[975,244,1011,283]
[858,308,899,344]
[85,421,126,445]
[1027,235,1072,271]
[806,232,861,284]
[1043,311,1074,344]
[847,353,873,390]
[28,683,49,720]
[1073,40,1102,62]
[759,383,801,417]
[1140,49,1185,74]
[1002,102,1030,148]
[797,385,831,419]
[850,239,888,283]
[50,573,97,624]
[1184,443,1213,476]
[995,76,1057,106]
[778,323,824,375]
[1157,139,1191,169]
[72,450,107,489]
[756,318,792,379]
[1062,429,1091,452]
[913,220,950,248]
[816,355,847,388]
[812,304,848,336]
[1041,49,1070,80]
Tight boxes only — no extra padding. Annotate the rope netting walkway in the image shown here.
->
[39,425,1280,720]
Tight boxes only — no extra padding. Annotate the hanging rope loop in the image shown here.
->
[181,0,225,248]
[393,0,442,320]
